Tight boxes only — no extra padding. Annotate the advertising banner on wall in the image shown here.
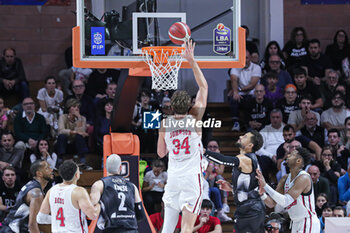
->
[0,0,70,5]
[302,0,350,4]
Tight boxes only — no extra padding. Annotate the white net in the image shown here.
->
[142,47,184,90]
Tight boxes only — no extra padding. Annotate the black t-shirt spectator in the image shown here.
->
[300,125,325,148]
[300,54,332,78]
[325,43,350,71]
[0,180,21,221]
[276,135,311,160]
[276,98,299,123]
[243,98,273,130]
[296,80,321,104]
[283,41,308,68]
[86,69,120,98]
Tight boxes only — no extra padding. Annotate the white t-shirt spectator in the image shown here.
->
[143,170,167,192]
[321,107,350,128]
[288,110,320,126]
[30,152,57,169]
[230,62,261,96]
[37,88,64,109]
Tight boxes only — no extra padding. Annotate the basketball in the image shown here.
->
[168,22,191,45]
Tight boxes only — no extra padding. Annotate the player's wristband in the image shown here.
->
[260,193,267,201]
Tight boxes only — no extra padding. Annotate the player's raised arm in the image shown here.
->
[183,40,208,121]
[157,119,168,158]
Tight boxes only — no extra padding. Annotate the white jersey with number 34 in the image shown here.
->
[49,184,88,233]
[164,115,203,177]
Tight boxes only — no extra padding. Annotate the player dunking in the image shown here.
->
[158,40,208,233]
[256,147,320,233]
[37,160,99,232]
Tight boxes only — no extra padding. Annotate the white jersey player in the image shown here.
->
[158,40,208,233]
[256,147,320,233]
[37,160,99,233]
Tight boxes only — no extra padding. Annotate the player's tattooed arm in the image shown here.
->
[203,150,239,167]
[28,188,44,233]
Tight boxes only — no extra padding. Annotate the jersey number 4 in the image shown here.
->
[56,207,65,226]
[172,137,190,154]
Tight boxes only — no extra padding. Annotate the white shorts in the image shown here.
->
[291,216,320,233]
[162,173,203,215]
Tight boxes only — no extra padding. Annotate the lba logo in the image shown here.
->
[143,110,161,129]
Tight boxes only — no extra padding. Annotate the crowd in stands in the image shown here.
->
[1,26,350,232]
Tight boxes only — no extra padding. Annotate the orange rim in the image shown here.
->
[142,46,185,64]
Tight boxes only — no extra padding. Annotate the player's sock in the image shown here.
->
[161,206,180,233]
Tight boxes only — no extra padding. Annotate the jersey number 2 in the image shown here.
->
[56,207,65,226]
[118,193,127,211]
[172,137,190,154]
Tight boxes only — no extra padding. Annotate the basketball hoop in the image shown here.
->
[142,46,185,90]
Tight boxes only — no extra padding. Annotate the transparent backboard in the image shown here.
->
[73,0,245,69]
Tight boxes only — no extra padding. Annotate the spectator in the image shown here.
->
[276,125,321,178]
[327,128,350,172]
[228,49,261,131]
[132,89,157,153]
[244,84,273,131]
[321,91,350,132]
[0,160,53,233]
[58,65,93,96]
[142,159,167,215]
[265,217,283,233]
[293,67,323,110]
[66,80,95,126]
[341,53,350,84]
[14,97,49,151]
[204,139,231,221]
[241,25,259,64]
[301,39,332,86]
[29,139,57,170]
[264,72,284,107]
[149,201,181,233]
[0,96,8,133]
[344,117,350,148]
[338,164,350,204]
[315,193,328,218]
[282,27,308,72]
[320,70,340,110]
[0,48,29,100]
[300,111,326,148]
[288,94,320,132]
[260,40,285,73]
[264,55,292,90]
[333,206,346,217]
[0,131,24,171]
[325,30,350,72]
[37,76,64,138]
[160,97,173,117]
[86,69,120,102]
[0,166,21,222]
[56,98,89,166]
[319,202,333,233]
[192,199,222,233]
[94,98,113,155]
[96,82,117,116]
[307,165,330,201]
[335,84,350,109]
[256,109,285,182]
[276,84,299,123]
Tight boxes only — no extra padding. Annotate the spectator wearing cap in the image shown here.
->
[276,84,299,123]
[56,98,89,164]
[321,91,350,132]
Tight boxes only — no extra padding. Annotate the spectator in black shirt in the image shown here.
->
[293,66,323,110]
[0,166,21,221]
[276,84,299,123]
[300,111,326,148]
[283,27,308,72]
[325,30,350,72]
[0,48,29,100]
[327,128,350,173]
[86,69,120,103]
[260,40,286,73]
[244,84,273,131]
[320,70,340,110]
[301,39,332,86]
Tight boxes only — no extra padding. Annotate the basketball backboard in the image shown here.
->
[73,0,245,69]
